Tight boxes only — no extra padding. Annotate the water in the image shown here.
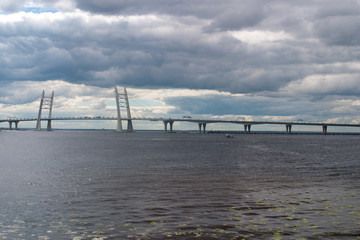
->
[1,131,359,239]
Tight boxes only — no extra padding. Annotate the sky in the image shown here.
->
[0,0,360,131]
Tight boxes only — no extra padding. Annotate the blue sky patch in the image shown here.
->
[22,7,57,14]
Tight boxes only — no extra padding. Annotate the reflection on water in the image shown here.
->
[0,131,360,239]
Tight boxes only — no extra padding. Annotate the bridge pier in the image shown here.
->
[9,121,19,130]
[163,120,174,133]
[322,125,328,135]
[169,120,174,133]
[164,121,168,133]
[198,123,207,133]
[286,124,292,134]
[244,124,251,134]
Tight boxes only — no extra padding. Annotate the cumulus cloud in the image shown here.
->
[229,30,292,44]
[205,1,266,32]
[312,0,360,46]
[73,0,251,19]
[280,74,360,99]
[0,80,112,104]
[314,16,360,46]
[0,0,26,12]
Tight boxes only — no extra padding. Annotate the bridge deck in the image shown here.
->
[2,117,360,128]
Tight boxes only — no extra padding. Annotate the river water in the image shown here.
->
[0,131,359,239]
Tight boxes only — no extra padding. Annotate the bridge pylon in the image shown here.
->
[36,90,54,131]
[115,86,133,132]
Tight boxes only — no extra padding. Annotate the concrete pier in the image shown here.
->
[244,124,251,133]
[9,121,19,130]
[8,121,19,130]
[163,120,174,133]
[286,124,292,134]
[198,123,207,133]
[322,125,328,135]
[163,121,168,133]
[169,120,174,132]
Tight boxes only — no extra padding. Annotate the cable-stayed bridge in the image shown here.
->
[1,87,360,134]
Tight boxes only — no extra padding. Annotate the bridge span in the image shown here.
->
[1,87,360,134]
[2,116,360,134]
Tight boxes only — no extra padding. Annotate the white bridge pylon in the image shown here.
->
[36,90,54,131]
[115,86,133,132]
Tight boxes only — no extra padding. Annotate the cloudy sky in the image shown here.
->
[0,0,359,131]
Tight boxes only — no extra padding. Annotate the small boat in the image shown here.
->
[225,134,235,138]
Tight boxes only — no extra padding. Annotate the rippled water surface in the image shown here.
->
[1,131,360,239]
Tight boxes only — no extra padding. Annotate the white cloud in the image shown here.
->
[353,100,360,106]
[280,74,360,97]
[53,0,75,12]
[211,114,254,121]
[262,115,295,122]
[229,30,293,44]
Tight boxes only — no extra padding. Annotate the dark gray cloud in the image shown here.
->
[75,0,270,32]
[316,0,360,18]
[312,0,360,46]
[0,0,359,104]
[0,0,26,12]
[74,0,252,19]
[204,1,266,32]
[314,16,360,46]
